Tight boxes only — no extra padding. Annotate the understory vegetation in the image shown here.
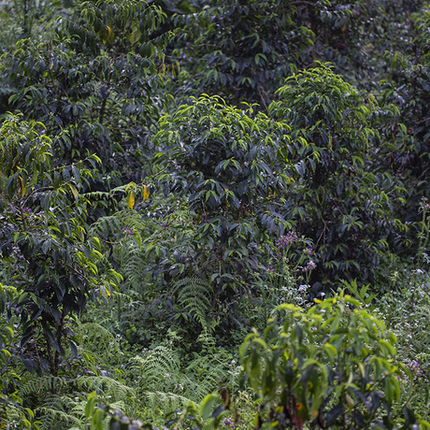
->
[2,0,430,429]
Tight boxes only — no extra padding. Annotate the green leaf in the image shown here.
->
[379,339,396,357]
[72,165,80,183]
[85,392,97,418]
[199,394,218,421]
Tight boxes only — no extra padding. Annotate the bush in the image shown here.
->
[239,290,428,429]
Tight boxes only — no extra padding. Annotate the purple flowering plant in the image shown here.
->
[264,228,316,285]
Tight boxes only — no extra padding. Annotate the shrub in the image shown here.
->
[239,290,428,429]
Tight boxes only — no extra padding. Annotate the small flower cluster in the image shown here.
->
[266,266,275,275]
[276,232,298,249]
[421,196,430,210]
[302,260,317,271]
[23,207,32,213]
[222,417,235,428]
[407,361,421,370]
[122,227,134,235]
[222,417,245,429]
[398,360,428,382]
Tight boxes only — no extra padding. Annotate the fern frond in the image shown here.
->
[20,375,68,397]
[172,276,213,330]
[184,358,228,400]
[75,375,135,401]
[89,214,125,242]
[145,391,194,413]
[0,402,26,427]
[123,247,148,289]
[78,322,118,348]
[197,329,216,351]
[37,406,84,430]
[131,346,179,391]
[89,210,147,243]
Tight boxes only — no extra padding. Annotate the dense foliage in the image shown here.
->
[2,0,430,429]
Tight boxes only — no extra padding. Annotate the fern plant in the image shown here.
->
[131,345,180,392]
[128,340,233,421]
[12,315,137,430]
[76,321,124,365]
[130,345,187,416]
[171,275,213,332]
[18,370,135,430]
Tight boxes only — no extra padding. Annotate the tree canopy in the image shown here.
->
[2,0,430,429]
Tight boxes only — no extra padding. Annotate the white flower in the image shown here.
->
[306,261,317,270]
